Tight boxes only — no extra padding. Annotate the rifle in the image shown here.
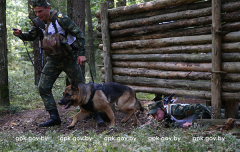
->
[163,93,175,105]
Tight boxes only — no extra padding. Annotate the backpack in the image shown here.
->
[33,10,72,60]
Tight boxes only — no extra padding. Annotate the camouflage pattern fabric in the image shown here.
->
[39,56,85,111]
[168,104,211,122]
[31,0,48,7]
[19,10,86,111]
[21,11,85,57]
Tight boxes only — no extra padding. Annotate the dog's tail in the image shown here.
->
[136,96,144,112]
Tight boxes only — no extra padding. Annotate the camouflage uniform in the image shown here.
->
[20,10,85,111]
[168,104,211,122]
[148,101,211,123]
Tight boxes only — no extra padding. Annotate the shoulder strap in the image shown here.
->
[32,17,45,30]
[44,10,58,37]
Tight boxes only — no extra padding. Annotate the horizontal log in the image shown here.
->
[99,11,240,38]
[102,67,211,80]
[111,44,212,54]
[109,26,211,42]
[112,61,240,73]
[222,73,240,82]
[99,21,240,43]
[98,21,240,42]
[95,0,200,18]
[109,1,211,23]
[112,54,211,62]
[111,53,240,62]
[104,35,212,50]
[109,2,240,30]
[109,6,213,30]
[101,67,240,82]
[127,85,240,101]
[106,75,240,92]
[129,85,211,99]
[109,16,212,38]
[112,61,211,72]
[98,32,240,50]
[110,42,240,54]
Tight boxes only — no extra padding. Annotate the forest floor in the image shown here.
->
[0,98,207,135]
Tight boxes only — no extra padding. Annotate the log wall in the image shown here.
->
[96,0,240,109]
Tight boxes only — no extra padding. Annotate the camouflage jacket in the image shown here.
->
[164,104,211,122]
[20,11,85,57]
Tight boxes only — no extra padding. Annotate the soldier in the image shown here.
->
[146,100,211,128]
[13,0,104,127]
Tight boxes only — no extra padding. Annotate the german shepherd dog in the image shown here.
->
[58,80,144,129]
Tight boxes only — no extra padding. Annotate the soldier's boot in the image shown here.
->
[92,112,104,126]
[39,109,61,127]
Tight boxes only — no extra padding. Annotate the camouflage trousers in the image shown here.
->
[38,56,85,111]
[167,104,211,122]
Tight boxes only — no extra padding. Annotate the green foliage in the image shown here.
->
[136,93,155,100]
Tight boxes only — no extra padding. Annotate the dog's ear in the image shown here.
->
[71,79,78,90]
[66,78,71,86]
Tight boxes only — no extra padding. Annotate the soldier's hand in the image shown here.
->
[12,28,22,37]
[183,122,192,128]
[77,56,86,65]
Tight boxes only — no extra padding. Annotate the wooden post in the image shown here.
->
[100,2,113,83]
[100,2,115,113]
[211,0,222,119]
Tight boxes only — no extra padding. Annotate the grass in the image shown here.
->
[1,61,240,151]
[0,122,240,151]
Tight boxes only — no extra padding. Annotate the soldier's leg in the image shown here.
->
[38,59,62,127]
[63,59,85,84]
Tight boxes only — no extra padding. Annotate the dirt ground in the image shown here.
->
[0,98,206,135]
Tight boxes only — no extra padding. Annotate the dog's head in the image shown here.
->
[58,79,79,109]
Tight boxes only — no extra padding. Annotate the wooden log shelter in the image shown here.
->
[95,0,240,119]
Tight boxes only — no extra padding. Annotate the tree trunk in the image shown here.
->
[67,0,73,19]
[71,0,85,76]
[85,0,96,77]
[101,2,113,83]
[0,0,9,107]
[211,0,222,119]
[28,0,44,86]
[106,0,114,9]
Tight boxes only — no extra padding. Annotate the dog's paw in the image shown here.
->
[67,125,75,129]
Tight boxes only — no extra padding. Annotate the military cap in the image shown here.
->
[148,101,164,114]
[31,0,49,7]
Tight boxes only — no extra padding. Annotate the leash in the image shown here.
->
[23,40,66,79]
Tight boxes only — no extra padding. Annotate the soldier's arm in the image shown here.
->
[20,26,42,41]
[57,14,86,56]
